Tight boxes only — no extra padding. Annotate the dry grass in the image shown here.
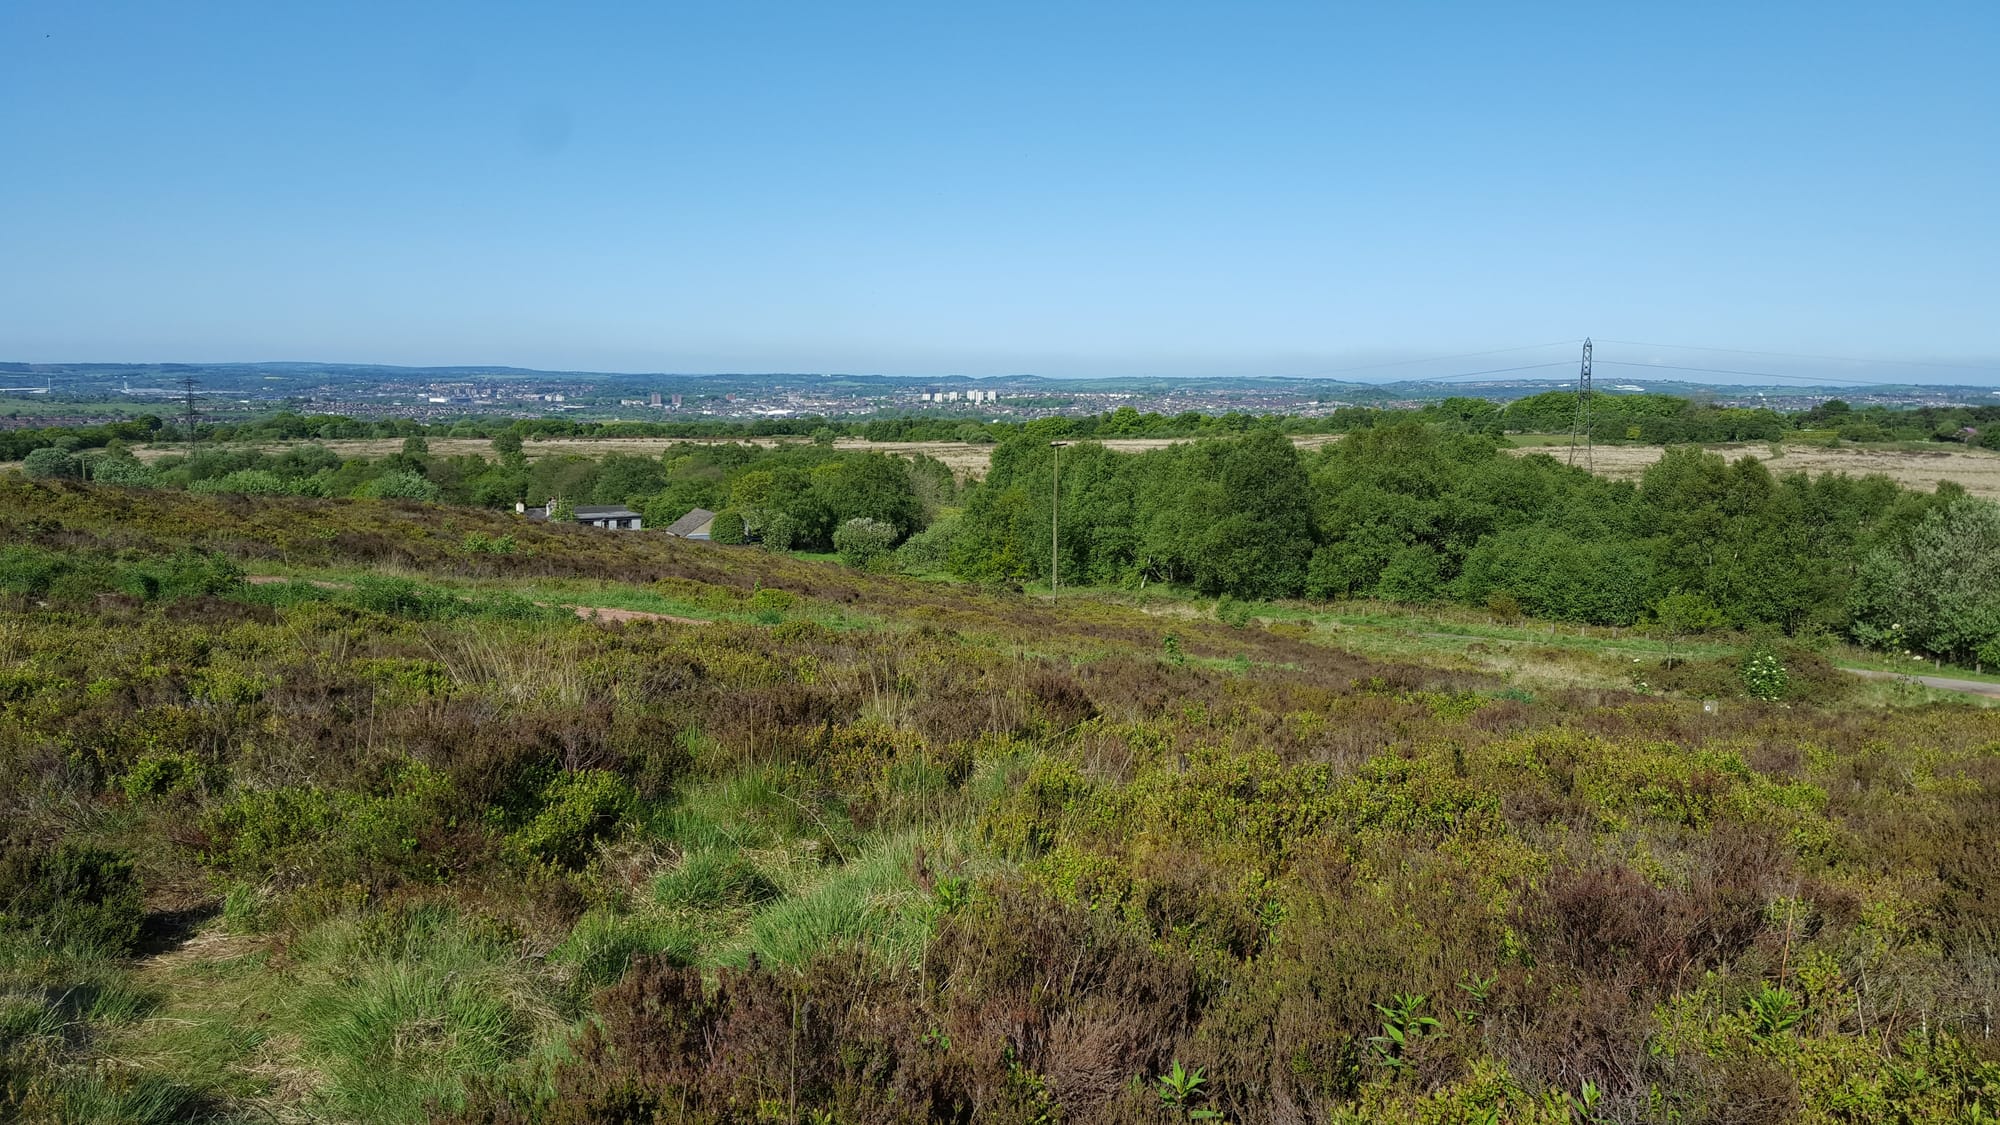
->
[1519,441,2000,499]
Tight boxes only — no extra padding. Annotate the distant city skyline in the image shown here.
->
[4,3,1996,381]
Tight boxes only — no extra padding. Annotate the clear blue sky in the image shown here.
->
[4,2,1997,382]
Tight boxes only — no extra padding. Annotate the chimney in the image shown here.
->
[515,501,525,514]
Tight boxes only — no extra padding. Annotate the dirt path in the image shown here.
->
[1841,667,2000,699]
[565,604,706,626]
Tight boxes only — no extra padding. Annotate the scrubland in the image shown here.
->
[3,479,2000,1123]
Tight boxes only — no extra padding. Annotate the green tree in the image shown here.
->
[1647,590,1725,665]
[22,446,79,479]
[709,509,746,544]
[1850,495,2000,662]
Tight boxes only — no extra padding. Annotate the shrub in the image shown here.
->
[894,512,962,573]
[758,511,799,551]
[86,453,158,487]
[1741,648,1789,701]
[0,841,145,954]
[709,509,747,545]
[361,471,442,502]
[834,517,899,567]
[21,447,79,479]
[188,469,287,496]
[506,771,637,870]
[120,750,219,801]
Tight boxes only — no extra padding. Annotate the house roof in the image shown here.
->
[662,507,717,537]
[573,506,642,520]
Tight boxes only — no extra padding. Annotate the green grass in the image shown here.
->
[735,831,936,969]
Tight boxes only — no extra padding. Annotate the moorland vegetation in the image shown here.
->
[1,477,1998,1123]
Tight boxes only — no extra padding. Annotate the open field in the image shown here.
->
[1515,440,2000,499]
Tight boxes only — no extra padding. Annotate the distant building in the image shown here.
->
[662,508,716,540]
[517,502,644,530]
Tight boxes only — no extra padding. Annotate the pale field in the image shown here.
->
[1511,442,2000,500]
[16,432,1994,497]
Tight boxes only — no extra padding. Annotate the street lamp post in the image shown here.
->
[1050,441,1070,603]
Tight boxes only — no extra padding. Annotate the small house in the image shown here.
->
[517,502,645,530]
[662,508,716,540]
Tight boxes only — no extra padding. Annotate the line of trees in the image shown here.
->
[10,396,1996,466]
[21,434,956,562]
[943,424,2000,666]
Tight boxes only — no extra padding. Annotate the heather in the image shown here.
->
[1,479,1998,1123]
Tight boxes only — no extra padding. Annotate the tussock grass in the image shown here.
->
[550,908,698,989]
[276,906,572,1122]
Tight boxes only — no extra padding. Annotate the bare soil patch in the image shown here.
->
[567,604,706,626]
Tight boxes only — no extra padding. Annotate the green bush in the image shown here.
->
[709,509,747,545]
[21,447,79,479]
[86,453,158,487]
[833,516,898,567]
[506,771,637,870]
[188,469,287,496]
[120,751,220,801]
[1740,648,1789,701]
[361,471,443,502]
[201,764,458,884]
[0,841,145,954]
[894,512,962,572]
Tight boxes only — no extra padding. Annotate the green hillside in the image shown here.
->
[3,479,1999,1123]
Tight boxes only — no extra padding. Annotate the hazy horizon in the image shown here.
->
[5,3,1996,383]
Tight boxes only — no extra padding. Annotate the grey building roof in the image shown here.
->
[662,507,717,537]
[573,506,642,520]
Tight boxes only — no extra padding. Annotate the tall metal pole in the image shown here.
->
[1568,339,1593,469]
[1050,441,1069,603]
[182,376,199,445]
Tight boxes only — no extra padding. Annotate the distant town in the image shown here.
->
[2,360,1996,430]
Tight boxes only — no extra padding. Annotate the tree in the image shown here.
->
[402,434,430,457]
[709,509,746,544]
[87,453,157,487]
[1647,590,1725,666]
[22,447,79,479]
[1849,495,2000,663]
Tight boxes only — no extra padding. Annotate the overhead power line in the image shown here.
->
[1594,360,1903,388]
[1309,341,1579,379]
[1594,338,2000,375]
[1419,361,1576,382]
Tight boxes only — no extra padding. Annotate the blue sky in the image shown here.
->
[3,2,1996,382]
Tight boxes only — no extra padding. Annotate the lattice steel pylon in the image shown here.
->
[1567,338,1593,469]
